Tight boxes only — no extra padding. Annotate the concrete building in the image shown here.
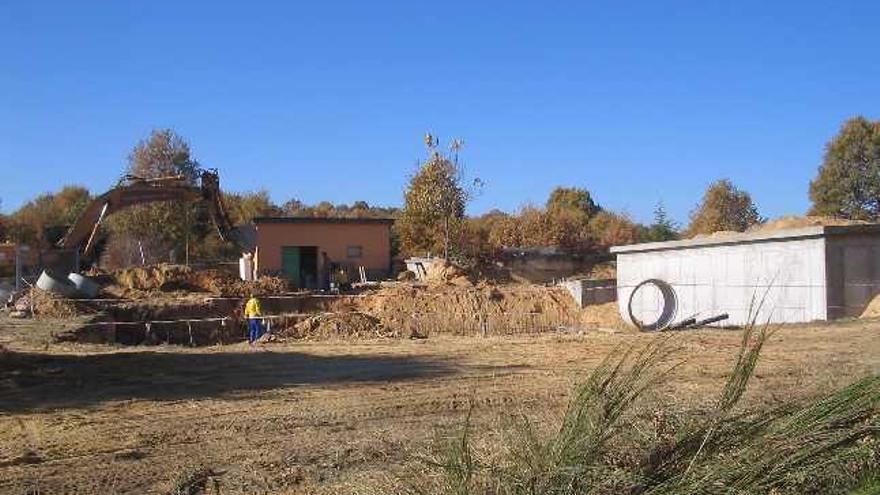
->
[611,224,880,327]
[253,217,393,288]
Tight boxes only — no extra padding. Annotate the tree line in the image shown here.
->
[398,116,880,262]
[1,116,878,268]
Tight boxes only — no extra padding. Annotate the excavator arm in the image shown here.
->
[59,169,239,256]
[199,169,237,244]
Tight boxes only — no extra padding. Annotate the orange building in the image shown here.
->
[253,217,393,288]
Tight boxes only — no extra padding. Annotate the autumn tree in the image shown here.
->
[7,186,91,247]
[128,129,201,181]
[281,199,305,215]
[281,198,398,219]
[686,179,762,236]
[102,129,205,267]
[589,211,641,247]
[476,210,518,252]
[546,187,601,217]
[469,187,613,256]
[517,206,555,247]
[224,190,282,225]
[397,135,475,259]
[457,217,494,265]
[809,116,880,220]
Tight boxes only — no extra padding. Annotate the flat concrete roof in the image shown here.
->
[611,223,880,254]
[253,216,394,225]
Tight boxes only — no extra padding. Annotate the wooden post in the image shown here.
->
[83,203,109,256]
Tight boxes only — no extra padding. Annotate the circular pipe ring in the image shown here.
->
[627,279,678,331]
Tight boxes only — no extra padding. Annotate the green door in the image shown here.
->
[281,246,301,286]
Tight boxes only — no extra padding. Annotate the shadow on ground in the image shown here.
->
[0,348,460,412]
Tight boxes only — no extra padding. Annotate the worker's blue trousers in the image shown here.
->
[248,318,264,343]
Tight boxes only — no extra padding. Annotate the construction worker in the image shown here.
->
[244,293,264,344]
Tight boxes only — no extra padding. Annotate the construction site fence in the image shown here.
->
[66,309,583,347]
[402,311,580,336]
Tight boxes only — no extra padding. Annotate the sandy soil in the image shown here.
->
[0,316,878,494]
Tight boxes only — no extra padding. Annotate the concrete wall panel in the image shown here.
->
[617,237,826,327]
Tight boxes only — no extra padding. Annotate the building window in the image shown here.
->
[346,246,363,259]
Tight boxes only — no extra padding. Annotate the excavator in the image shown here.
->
[58,169,239,257]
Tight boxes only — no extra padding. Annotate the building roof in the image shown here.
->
[611,224,880,254]
[252,216,394,225]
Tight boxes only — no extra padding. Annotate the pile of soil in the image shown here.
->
[578,301,628,330]
[423,260,473,287]
[189,269,291,297]
[18,288,85,319]
[690,230,741,240]
[352,284,624,335]
[748,215,867,233]
[112,264,194,291]
[691,216,869,241]
[860,294,880,319]
[101,264,291,298]
[277,312,394,340]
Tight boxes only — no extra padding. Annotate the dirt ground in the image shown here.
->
[0,316,878,494]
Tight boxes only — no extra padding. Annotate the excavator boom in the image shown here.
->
[59,169,238,256]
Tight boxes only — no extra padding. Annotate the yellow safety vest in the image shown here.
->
[244,297,262,318]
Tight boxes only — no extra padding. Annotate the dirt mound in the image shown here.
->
[690,230,741,240]
[278,312,393,340]
[689,217,867,241]
[19,288,85,319]
[860,294,880,319]
[749,215,867,233]
[353,284,610,336]
[190,269,291,297]
[102,265,291,298]
[423,260,473,287]
[112,264,194,291]
[579,301,628,330]
[247,276,290,295]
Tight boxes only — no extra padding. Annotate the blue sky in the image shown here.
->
[2,1,878,225]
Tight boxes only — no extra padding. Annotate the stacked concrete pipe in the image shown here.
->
[36,270,100,298]
[67,273,100,298]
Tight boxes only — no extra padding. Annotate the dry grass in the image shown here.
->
[0,316,878,494]
[398,322,879,494]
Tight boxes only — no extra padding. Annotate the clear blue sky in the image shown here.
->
[2,1,878,225]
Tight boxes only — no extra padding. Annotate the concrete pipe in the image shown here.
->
[627,278,678,331]
[68,273,100,298]
[36,270,79,298]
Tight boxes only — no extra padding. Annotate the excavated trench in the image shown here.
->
[61,295,359,346]
[56,286,614,346]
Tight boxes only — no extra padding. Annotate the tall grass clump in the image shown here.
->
[397,319,879,495]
